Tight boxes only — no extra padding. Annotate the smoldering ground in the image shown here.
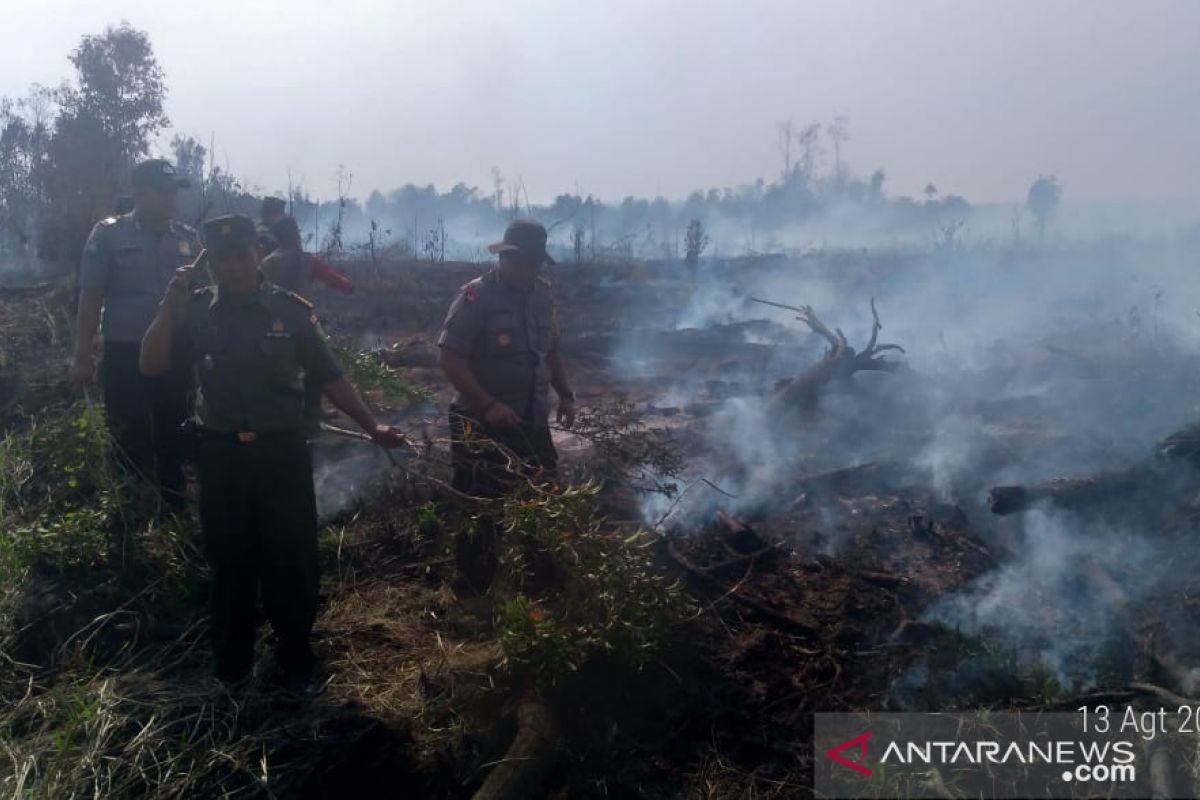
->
[615,223,1200,694]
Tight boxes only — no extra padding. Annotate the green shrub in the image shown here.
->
[331,341,433,406]
[0,401,120,577]
[495,482,685,685]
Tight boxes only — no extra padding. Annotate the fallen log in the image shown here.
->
[989,467,1182,516]
[471,700,556,800]
[991,423,1200,516]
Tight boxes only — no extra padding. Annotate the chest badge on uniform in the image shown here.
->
[272,320,285,333]
[497,333,512,347]
[179,241,192,257]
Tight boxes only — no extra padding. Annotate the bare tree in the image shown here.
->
[322,166,351,258]
[827,116,850,183]
[796,122,823,182]
[422,216,446,263]
[684,218,709,267]
[572,227,585,264]
[776,117,795,179]
[491,166,504,211]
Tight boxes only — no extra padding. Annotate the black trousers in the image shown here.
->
[197,432,319,680]
[449,405,558,593]
[100,340,190,509]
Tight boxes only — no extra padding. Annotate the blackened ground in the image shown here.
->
[8,257,1200,799]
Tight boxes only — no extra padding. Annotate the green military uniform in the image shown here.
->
[177,215,343,682]
[79,205,201,509]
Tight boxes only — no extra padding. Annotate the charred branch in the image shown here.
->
[754,297,905,415]
[665,537,817,636]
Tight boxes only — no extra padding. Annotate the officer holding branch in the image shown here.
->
[140,214,406,688]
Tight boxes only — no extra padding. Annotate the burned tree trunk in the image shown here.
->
[988,471,1155,516]
[755,298,905,415]
[990,424,1200,516]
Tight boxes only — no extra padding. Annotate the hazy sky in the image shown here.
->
[4,0,1198,206]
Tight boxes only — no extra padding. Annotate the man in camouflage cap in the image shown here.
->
[140,214,407,689]
[438,219,577,594]
[71,158,200,513]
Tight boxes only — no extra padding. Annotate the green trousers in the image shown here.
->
[196,431,319,680]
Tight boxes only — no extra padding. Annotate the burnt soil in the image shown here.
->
[5,258,1200,798]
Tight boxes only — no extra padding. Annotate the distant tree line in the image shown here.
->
[1,23,1062,271]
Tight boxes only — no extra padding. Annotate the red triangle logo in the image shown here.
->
[826,731,873,776]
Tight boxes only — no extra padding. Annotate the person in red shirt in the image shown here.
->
[260,216,353,298]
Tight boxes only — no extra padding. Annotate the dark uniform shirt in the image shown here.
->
[438,269,559,426]
[175,282,343,433]
[78,213,201,343]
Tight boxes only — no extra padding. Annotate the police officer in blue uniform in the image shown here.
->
[438,219,577,593]
[71,159,200,512]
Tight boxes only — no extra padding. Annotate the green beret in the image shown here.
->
[202,214,257,253]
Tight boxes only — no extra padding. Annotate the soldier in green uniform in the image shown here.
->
[140,214,406,688]
[71,159,201,513]
[438,219,577,593]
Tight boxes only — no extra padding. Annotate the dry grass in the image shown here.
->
[0,491,508,798]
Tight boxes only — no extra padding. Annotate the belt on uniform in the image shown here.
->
[197,428,300,444]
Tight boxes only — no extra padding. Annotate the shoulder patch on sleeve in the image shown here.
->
[462,282,480,303]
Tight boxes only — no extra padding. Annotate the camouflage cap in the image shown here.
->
[202,215,257,255]
[131,159,190,191]
[488,219,556,265]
